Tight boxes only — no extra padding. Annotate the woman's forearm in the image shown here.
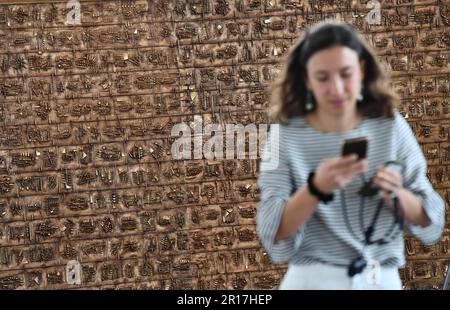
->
[275,185,319,241]
[396,188,431,227]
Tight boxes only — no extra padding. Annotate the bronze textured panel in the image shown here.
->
[0,0,449,289]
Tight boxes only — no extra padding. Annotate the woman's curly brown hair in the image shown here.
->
[270,20,399,123]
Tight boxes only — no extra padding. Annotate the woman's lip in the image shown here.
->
[331,100,346,105]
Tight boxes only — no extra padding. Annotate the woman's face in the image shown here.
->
[305,45,364,117]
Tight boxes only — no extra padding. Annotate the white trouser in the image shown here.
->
[278,262,402,290]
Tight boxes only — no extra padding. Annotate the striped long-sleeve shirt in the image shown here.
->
[256,112,445,267]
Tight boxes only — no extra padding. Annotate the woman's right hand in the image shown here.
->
[313,154,368,194]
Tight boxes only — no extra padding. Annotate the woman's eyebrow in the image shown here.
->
[313,70,328,76]
[340,66,353,72]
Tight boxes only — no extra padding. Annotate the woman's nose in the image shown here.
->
[329,77,345,96]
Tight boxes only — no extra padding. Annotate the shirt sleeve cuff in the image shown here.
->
[256,195,301,264]
[406,191,445,245]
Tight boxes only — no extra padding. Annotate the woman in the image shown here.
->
[256,20,445,290]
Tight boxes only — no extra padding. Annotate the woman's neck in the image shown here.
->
[305,110,363,133]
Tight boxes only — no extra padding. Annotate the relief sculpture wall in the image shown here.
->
[0,0,449,290]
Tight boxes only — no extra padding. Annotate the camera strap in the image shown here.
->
[341,171,405,278]
[341,186,401,246]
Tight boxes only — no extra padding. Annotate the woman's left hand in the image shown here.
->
[372,165,403,206]
[373,165,431,226]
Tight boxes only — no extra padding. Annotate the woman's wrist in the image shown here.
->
[395,188,431,227]
[312,173,333,195]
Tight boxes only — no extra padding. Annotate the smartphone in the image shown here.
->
[342,137,368,159]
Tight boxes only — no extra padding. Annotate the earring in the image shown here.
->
[357,85,364,103]
[305,91,314,111]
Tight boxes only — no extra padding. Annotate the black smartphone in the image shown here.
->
[342,137,368,159]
